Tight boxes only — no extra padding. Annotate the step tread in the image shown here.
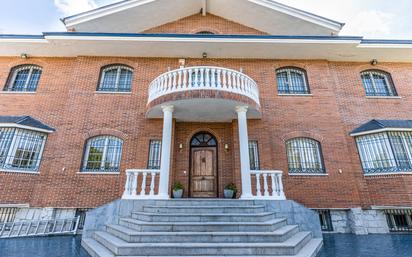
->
[95,231,310,248]
[144,205,265,208]
[295,238,323,257]
[133,211,274,217]
[107,224,298,236]
[120,218,286,226]
[82,238,115,257]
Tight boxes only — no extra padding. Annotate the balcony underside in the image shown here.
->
[147,93,261,122]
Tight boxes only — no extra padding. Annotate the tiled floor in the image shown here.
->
[0,234,411,257]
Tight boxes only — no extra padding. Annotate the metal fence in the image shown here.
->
[0,208,18,223]
[384,209,412,232]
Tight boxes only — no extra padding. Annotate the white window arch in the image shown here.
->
[276,67,309,94]
[82,136,123,172]
[5,65,42,92]
[98,65,133,92]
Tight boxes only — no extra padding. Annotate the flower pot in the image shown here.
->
[173,189,183,198]
[224,189,234,199]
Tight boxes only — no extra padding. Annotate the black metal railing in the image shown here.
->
[385,209,412,232]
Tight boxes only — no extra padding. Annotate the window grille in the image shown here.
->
[5,65,42,92]
[82,136,123,172]
[75,209,90,230]
[147,140,162,170]
[276,67,310,94]
[0,128,47,172]
[384,209,412,232]
[248,140,260,170]
[0,208,18,223]
[286,138,325,174]
[361,70,397,97]
[356,131,412,174]
[98,65,133,92]
[316,210,334,232]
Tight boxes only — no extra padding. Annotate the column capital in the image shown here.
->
[161,105,174,113]
[235,106,248,113]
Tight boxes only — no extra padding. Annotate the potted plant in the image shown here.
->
[224,183,237,199]
[172,182,184,198]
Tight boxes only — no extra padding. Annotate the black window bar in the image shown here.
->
[385,209,412,232]
[248,140,260,170]
[315,210,334,232]
[147,140,162,170]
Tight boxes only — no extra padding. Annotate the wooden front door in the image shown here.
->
[190,147,217,198]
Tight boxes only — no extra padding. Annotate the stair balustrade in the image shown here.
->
[148,66,260,106]
[122,169,161,199]
[250,170,286,200]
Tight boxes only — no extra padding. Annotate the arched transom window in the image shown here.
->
[5,65,42,92]
[360,70,397,97]
[286,137,325,174]
[82,136,123,172]
[191,132,217,147]
[276,67,310,95]
[98,65,133,92]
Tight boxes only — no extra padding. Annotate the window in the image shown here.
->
[316,210,334,232]
[248,140,260,170]
[98,65,133,92]
[361,70,397,97]
[276,67,309,94]
[190,132,217,147]
[385,209,412,232]
[0,128,47,172]
[5,65,42,92]
[195,31,215,35]
[355,131,412,174]
[82,136,123,172]
[147,140,161,170]
[286,138,325,174]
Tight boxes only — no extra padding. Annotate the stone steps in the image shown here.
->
[106,224,300,243]
[131,211,276,222]
[119,218,287,232]
[93,231,313,256]
[142,205,266,214]
[82,199,323,257]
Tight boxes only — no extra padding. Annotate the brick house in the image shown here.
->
[1,0,412,249]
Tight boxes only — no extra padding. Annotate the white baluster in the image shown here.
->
[255,173,262,197]
[188,69,193,88]
[222,70,227,89]
[172,72,177,90]
[167,73,173,92]
[140,172,147,196]
[263,173,269,197]
[200,67,205,87]
[278,173,285,199]
[270,174,276,197]
[182,69,187,90]
[131,172,138,197]
[177,70,182,90]
[236,73,241,92]
[123,171,132,197]
[149,172,156,196]
[216,69,221,87]
[227,71,232,89]
[194,68,199,87]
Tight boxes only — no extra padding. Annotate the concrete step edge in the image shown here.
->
[120,218,286,226]
[143,205,266,209]
[82,237,115,257]
[133,211,274,217]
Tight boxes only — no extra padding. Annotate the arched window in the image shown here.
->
[286,137,325,174]
[360,70,397,97]
[190,132,217,147]
[98,65,133,92]
[5,65,42,92]
[82,136,123,172]
[276,67,309,94]
[195,31,215,35]
[0,128,47,172]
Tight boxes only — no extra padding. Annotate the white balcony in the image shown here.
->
[146,66,261,122]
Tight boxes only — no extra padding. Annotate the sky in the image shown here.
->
[1,0,412,39]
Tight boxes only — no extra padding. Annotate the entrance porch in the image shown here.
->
[122,66,286,200]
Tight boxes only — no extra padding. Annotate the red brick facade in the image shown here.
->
[0,14,411,210]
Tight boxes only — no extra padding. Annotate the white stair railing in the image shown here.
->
[0,216,80,238]
[250,170,286,200]
[148,66,260,106]
[122,169,161,199]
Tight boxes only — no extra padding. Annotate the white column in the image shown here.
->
[158,105,174,199]
[236,106,253,199]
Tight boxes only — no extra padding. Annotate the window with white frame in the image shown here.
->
[360,70,397,97]
[82,136,123,172]
[5,65,42,92]
[286,138,325,174]
[0,128,47,172]
[248,140,260,170]
[98,65,133,92]
[276,67,310,94]
[356,131,412,174]
[147,140,161,170]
